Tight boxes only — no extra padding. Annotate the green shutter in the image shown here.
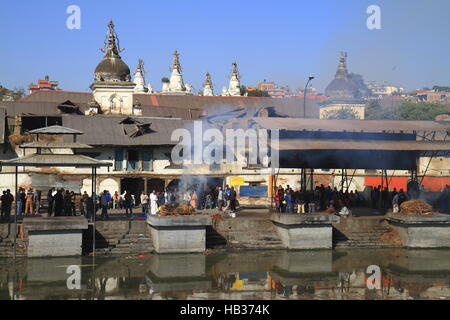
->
[114,149,123,171]
[142,150,152,171]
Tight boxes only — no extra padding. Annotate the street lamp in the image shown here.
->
[303,75,315,118]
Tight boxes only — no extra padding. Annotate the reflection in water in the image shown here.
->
[1,249,450,300]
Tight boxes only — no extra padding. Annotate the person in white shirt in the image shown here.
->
[150,190,158,215]
[140,191,149,216]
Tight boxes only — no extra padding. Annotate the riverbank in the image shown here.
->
[0,206,412,257]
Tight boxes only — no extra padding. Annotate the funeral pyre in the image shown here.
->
[399,200,434,216]
[158,202,196,216]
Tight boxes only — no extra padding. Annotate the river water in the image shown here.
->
[1,248,449,300]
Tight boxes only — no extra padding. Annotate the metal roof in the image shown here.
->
[20,91,93,104]
[28,125,84,135]
[253,117,450,133]
[134,94,321,118]
[0,153,111,167]
[0,101,88,116]
[19,142,93,149]
[276,139,450,151]
[0,100,202,119]
[62,115,190,146]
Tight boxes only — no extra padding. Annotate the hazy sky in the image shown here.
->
[1,0,449,94]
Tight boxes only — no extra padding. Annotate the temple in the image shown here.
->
[320,52,366,119]
[90,20,136,115]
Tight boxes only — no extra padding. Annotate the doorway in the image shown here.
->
[120,178,144,204]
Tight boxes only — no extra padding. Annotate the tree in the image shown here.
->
[397,102,449,120]
[0,85,24,101]
[247,89,269,97]
[323,108,359,120]
[365,100,450,120]
[239,85,247,96]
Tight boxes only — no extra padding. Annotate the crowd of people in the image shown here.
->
[273,184,430,216]
[2,183,450,222]
[139,185,239,217]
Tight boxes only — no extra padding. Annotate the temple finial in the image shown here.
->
[101,19,124,55]
[335,52,348,79]
[230,61,240,82]
[171,50,182,72]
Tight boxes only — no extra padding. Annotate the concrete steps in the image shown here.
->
[108,222,154,256]
[211,216,284,249]
[332,217,401,249]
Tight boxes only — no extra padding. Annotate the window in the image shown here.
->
[142,150,153,171]
[114,149,123,171]
[127,150,139,171]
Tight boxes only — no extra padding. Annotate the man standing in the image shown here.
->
[100,190,109,220]
[3,190,14,222]
[54,189,64,216]
[34,189,41,215]
[229,187,237,218]
[25,188,34,215]
[47,188,54,217]
[81,191,89,216]
[140,191,148,217]
[217,187,224,211]
[112,191,119,209]
[150,190,158,215]
[1,191,7,221]
[124,191,133,217]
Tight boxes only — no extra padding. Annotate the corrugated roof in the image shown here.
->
[0,101,85,116]
[11,91,321,119]
[253,117,450,133]
[19,142,93,149]
[134,94,320,118]
[277,139,450,151]
[62,115,190,146]
[0,153,111,167]
[1,100,202,119]
[28,125,84,135]
[20,91,93,103]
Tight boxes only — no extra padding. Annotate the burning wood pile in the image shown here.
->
[159,202,196,216]
[399,200,434,216]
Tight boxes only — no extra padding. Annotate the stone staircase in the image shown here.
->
[333,216,401,249]
[0,238,14,257]
[84,220,154,256]
[211,216,284,249]
[0,223,27,257]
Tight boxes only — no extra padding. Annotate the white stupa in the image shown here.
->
[222,62,241,96]
[133,59,150,93]
[160,50,193,95]
[203,72,214,96]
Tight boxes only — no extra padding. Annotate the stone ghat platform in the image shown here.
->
[1,208,449,257]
